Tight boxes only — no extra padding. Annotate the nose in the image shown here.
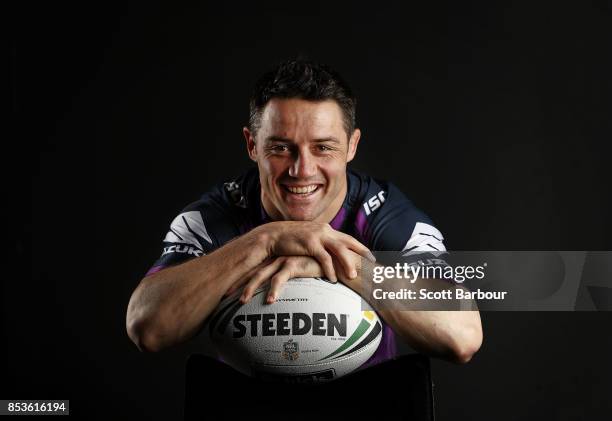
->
[288,149,316,179]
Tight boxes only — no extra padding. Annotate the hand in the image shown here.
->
[224,256,322,304]
[257,221,376,283]
[227,250,364,304]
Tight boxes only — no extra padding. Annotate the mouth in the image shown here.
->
[281,184,322,196]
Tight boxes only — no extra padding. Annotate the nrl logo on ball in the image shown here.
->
[282,340,299,361]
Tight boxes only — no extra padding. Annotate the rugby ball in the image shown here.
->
[209,277,383,382]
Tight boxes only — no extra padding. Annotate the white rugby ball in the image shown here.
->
[209,277,383,382]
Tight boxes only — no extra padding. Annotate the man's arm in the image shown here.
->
[126,228,268,352]
[345,258,483,364]
[126,222,373,352]
[241,253,482,364]
[375,308,482,364]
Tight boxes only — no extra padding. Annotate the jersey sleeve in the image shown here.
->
[361,182,446,253]
[145,189,241,276]
[360,182,452,283]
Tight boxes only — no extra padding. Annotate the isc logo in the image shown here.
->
[363,191,386,215]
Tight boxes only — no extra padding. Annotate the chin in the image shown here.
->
[285,213,313,222]
[284,208,318,222]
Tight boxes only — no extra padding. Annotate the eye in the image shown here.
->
[269,144,289,153]
[317,145,333,152]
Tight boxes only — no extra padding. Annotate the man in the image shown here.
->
[126,59,482,364]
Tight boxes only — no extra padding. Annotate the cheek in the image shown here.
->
[321,160,346,184]
[260,158,286,182]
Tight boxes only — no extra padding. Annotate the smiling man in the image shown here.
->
[126,59,482,364]
[250,98,358,224]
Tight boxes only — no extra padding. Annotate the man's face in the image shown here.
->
[244,98,360,222]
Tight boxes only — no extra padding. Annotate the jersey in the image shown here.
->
[147,167,447,368]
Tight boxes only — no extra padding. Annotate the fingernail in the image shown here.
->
[368,252,377,262]
[350,270,357,279]
[267,294,275,303]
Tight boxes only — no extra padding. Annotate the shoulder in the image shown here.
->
[150,169,261,271]
[172,167,261,239]
[347,170,445,252]
[188,167,260,214]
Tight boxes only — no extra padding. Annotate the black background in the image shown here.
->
[7,2,612,420]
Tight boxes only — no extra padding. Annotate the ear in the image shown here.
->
[243,127,257,162]
[346,128,361,163]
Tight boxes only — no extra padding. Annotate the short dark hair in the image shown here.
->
[248,59,357,138]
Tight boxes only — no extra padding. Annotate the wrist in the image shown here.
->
[341,257,372,297]
[247,224,275,264]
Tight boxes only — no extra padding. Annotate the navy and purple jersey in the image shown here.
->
[147,167,447,367]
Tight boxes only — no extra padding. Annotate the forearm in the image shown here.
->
[377,307,482,363]
[126,228,270,352]
[344,261,483,364]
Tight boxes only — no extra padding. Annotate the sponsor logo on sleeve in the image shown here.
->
[162,244,204,257]
[162,211,211,256]
[363,190,386,215]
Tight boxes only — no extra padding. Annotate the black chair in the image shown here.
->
[185,354,435,421]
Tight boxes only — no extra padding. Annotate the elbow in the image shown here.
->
[126,317,163,353]
[452,342,480,364]
[126,302,165,353]
[449,319,483,364]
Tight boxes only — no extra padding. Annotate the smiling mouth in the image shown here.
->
[282,184,321,195]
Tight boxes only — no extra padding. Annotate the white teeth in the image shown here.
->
[286,185,318,194]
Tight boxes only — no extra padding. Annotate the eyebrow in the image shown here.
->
[264,136,292,143]
[264,136,341,144]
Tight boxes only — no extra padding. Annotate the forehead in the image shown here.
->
[259,98,346,139]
